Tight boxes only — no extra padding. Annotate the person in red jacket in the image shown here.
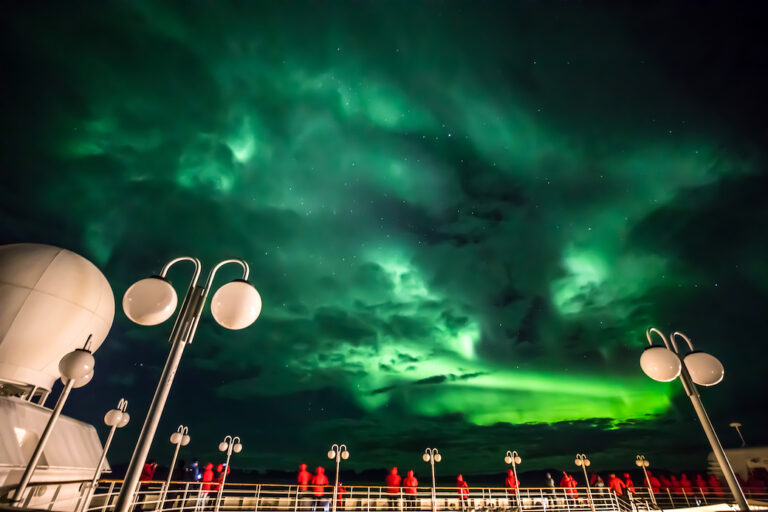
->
[623,473,635,495]
[694,474,708,494]
[386,467,402,511]
[505,469,519,490]
[670,475,682,494]
[707,474,723,495]
[608,474,625,496]
[457,475,469,509]
[214,463,231,492]
[659,475,671,492]
[336,482,346,509]
[140,460,158,481]
[197,463,215,511]
[298,464,312,491]
[297,463,312,509]
[403,470,419,511]
[680,474,693,495]
[311,467,329,512]
[647,471,662,494]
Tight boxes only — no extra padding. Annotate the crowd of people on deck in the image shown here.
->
[131,457,767,512]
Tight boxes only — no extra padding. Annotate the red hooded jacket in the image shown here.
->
[505,469,518,489]
[403,471,419,495]
[608,474,625,495]
[311,467,329,497]
[202,463,215,491]
[457,475,469,498]
[139,463,157,482]
[694,474,707,493]
[386,467,402,495]
[707,474,723,492]
[680,474,693,493]
[670,476,682,493]
[214,464,231,491]
[647,472,661,492]
[623,473,635,493]
[298,464,312,491]
[337,483,346,506]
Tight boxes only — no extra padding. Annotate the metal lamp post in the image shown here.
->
[504,450,522,506]
[327,444,349,512]
[574,453,595,512]
[640,328,748,511]
[422,448,441,512]
[635,455,655,506]
[78,399,130,512]
[114,257,262,512]
[158,425,190,508]
[213,435,242,512]
[13,339,96,505]
[729,423,746,447]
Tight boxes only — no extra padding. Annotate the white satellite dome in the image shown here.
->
[0,243,114,390]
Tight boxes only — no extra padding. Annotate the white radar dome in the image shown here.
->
[0,243,114,390]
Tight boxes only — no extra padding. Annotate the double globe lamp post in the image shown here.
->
[574,453,595,512]
[504,451,522,506]
[159,425,190,508]
[635,455,656,506]
[327,444,350,512]
[114,257,261,512]
[214,435,242,512]
[423,448,441,512]
[14,340,96,505]
[77,399,130,512]
[640,328,748,511]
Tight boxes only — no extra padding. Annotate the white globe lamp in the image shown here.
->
[684,351,724,387]
[640,345,681,382]
[210,280,262,329]
[122,276,178,326]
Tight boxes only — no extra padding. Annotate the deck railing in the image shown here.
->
[4,479,768,512]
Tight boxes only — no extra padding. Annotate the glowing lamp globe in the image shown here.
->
[210,280,261,330]
[341,450,349,460]
[328,450,336,460]
[104,409,124,427]
[59,349,95,380]
[422,453,430,462]
[504,456,512,464]
[171,432,183,444]
[182,435,191,446]
[684,351,724,387]
[219,441,228,452]
[117,412,130,428]
[584,459,590,467]
[0,243,114,390]
[123,277,177,326]
[640,346,681,382]
[434,453,442,462]
[233,443,243,453]
[635,459,642,467]
[575,459,582,466]
[514,456,522,464]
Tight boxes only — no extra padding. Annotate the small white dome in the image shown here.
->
[0,243,114,390]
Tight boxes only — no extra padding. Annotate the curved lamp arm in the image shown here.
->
[646,328,670,350]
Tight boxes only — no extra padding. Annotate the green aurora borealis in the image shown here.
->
[1,2,767,475]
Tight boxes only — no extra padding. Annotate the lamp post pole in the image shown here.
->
[641,328,748,511]
[327,444,349,512]
[423,448,441,512]
[114,257,261,512]
[635,455,655,506]
[159,426,190,508]
[78,399,130,512]
[575,454,595,512]
[504,451,522,506]
[213,436,242,512]
[13,341,96,505]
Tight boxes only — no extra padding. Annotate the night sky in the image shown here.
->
[1,2,767,478]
